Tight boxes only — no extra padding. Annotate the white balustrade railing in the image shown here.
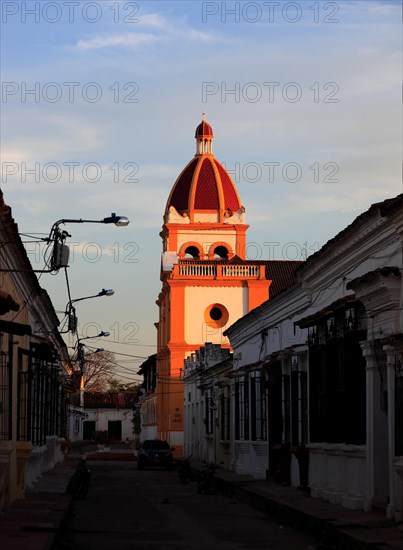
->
[178,263,260,277]
[179,264,217,277]
[222,265,260,277]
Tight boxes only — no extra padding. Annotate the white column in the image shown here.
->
[384,345,396,518]
[360,341,375,509]
[230,378,236,471]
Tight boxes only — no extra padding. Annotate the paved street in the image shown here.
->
[57,461,317,550]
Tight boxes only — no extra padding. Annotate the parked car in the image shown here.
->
[137,439,175,470]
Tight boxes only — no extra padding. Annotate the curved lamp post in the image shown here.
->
[50,213,130,271]
[48,213,129,238]
[76,332,110,407]
[71,289,114,304]
[65,290,114,333]
[0,213,130,273]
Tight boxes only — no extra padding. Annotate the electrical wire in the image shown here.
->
[82,346,144,376]
[8,269,44,322]
[3,234,55,322]
[84,343,147,360]
[101,338,157,348]
[18,232,49,239]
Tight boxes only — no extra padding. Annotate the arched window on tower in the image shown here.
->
[179,242,204,260]
[184,245,201,259]
[213,245,229,259]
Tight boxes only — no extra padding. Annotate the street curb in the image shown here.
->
[234,485,341,548]
[233,483,403,549]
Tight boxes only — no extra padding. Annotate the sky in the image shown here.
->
[1,0,401,382]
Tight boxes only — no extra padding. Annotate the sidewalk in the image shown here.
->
[0,455,79,550]
[212,468,403,549]
[0,443,135,549]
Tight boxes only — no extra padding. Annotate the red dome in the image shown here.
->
[195,120,213,138]
[166,155,241,217]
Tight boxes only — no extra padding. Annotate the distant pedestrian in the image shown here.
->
[67,457,91,499]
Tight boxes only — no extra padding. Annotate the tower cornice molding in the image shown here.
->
[168,280,247,288]
[163,223,249,231]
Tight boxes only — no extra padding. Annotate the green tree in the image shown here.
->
[107,377,140,393]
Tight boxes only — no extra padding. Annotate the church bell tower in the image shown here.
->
[155,116,271,452]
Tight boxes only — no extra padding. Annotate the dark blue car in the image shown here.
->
[137,439,174,470]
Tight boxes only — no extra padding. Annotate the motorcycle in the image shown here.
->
[177,455,194,483]
[196,460,223,495]
[69,458,92,499]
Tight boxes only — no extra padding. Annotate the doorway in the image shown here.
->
[83,421,96,440]
[108,420,122,441]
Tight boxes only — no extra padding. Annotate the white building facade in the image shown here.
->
[222,195,403,518]
[183,343,232,467]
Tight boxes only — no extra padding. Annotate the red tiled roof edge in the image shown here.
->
[223,260,303,336]
[266,260,304,299]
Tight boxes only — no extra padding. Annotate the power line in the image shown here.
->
[84,344,147,360]
[101,338,157,348]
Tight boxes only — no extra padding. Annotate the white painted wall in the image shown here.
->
[84,409,134,441]
[184,286,246,344]
[140,395,157,442]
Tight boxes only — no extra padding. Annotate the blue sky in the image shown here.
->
[1,0,401,381]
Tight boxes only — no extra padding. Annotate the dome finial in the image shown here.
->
[195,116,214,155]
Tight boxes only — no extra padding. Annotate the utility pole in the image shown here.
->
[78,342,85,408]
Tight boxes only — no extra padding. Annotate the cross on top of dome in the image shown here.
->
[195,114,214,146]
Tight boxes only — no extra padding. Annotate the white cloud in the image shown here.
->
[77,33,161,50]
[140,13,170,29]
[367,1,401,15]
[75,12,216,51]
[185,28,217,42]
[2,114,103,160]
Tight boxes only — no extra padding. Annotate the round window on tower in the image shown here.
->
[204,303,229,328]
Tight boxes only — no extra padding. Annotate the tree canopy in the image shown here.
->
[81,350,116,393]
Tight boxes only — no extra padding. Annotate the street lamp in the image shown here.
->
[48,213,129,239]
[0,213,130,273]
[50,213,130,271]
[77,339,108,366]
[75,289,114,301]
[65,290,115,333]
[76,333,109,408]
[77,331,110,350]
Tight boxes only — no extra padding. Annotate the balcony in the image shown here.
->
[174,261,265,279]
